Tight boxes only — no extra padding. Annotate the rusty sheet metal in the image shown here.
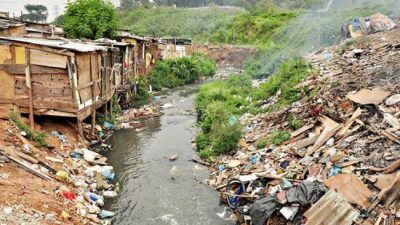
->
[304,189,359,225]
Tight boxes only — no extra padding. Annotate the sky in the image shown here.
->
[0,0,121,22]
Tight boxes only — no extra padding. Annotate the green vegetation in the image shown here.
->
[255,137,269,149]
[10,112,48,147]
[134,79,152,100]
[288,115,302,130]
[118,6,242,43]
[252,59,311,105]
[195,75,253,159]
[63,0,118,39]
[195,58,312,159]
[271,129,290,145]
[210,8,297,45]
[150,53,216,90]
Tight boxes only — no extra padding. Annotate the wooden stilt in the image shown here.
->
[91,110,96,135]
[109,99,113,116]
[77,119,84,141]
[25,48,34,130]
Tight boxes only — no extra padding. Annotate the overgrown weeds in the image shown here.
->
[10,112,48,147]
[195,58,312,159]
[150,53,216,91]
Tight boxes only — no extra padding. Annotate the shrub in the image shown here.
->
[255,137,269,149]
[271,130,291,145]
[288,115,302,130]
[211,123,242,155]
[253,58,312,105]
[134,78,151,100]
[10,112,48,147]
[150,54,216,91]
[195,133,210,151]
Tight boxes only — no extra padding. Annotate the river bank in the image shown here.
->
[201,28,400,225]
[0,65,239,224]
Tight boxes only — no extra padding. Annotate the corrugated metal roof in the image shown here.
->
[304,189,359,225]
[0,36,107,52]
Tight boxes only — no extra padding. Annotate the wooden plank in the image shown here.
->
[0,45,12,64]
[25,48,34,130]
[0,70,14,99]
[11,42,74,57]
[76,54,92,102]
[14,46,26,64]
[30,49,68,68]
[0,64,67,75]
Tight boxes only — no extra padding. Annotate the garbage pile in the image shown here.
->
[341,13,398,40]
[115,105,162,129]
[208,27,400,224]
[0,120,118,224]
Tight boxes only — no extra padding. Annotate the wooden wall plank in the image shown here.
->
[14,46,26,64]
[30,49,68,68]
[0,45,12,64]
[0,70,14,98]
[76,54,92,102]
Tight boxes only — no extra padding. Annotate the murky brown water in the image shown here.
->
[104,84,231,225]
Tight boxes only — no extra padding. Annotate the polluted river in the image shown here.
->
[104,82,232,225]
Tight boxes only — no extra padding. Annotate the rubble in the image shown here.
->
[205,27,400,224]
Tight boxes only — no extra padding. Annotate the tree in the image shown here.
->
[63,0,118,39]
[22,4,48,22]
[53,15,65,26]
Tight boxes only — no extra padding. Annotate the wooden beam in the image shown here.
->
[90,54,96,135]
[0,64,67,75]
[11,42,74,57]
[70,55,80,105]
[77,119,84,142]
[25,48,34,130]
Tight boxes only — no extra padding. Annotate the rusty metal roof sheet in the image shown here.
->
[304,189,359,225]
[0,36,107,52]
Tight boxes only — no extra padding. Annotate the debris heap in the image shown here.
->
[207,28,400,225]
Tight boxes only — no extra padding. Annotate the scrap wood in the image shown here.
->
[191,158,211,167]
[290,124,315,138]
[368,159,400,174]
[14,132,41,153]
[325,173,373,209]
[292,135,319,150]
[338,159,363,167]
[368,173,400,212]
[336,107,363,137]
[346,89,391,105]
[306,116,342,156]
[16,151,39,164]
[282,132,306,145]
[0,151,52,181]
[372,173,397,190]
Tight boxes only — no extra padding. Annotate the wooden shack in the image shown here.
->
[119,33,159,77]
[158,37,193,59]
[91,39,135,107]
[0,18,26,37]
[0,36,117,137]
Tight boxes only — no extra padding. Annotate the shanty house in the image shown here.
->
[158,37,193,59]
[0,17,26,37]
[0,37,118,137]
[119,33,159,77]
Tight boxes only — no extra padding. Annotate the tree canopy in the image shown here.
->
[22,4,48,22]
[63,0,118,39]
